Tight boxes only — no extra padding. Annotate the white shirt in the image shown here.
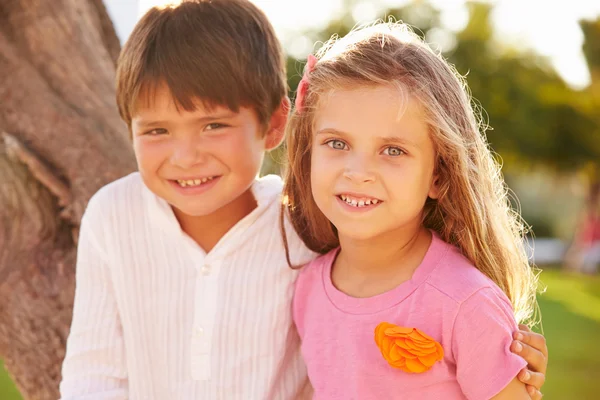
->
[60,172,316,400]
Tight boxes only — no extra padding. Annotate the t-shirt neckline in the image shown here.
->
[322,231,448,315]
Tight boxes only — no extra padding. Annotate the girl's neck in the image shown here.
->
[333,225,432,298]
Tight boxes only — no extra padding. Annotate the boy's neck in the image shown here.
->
[333,225,431,298]
[173,187,258,253]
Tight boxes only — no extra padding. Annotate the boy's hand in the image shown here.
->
[511,324,548,400]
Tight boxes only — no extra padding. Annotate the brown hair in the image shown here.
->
[282,22,538,324]
[116,0,286,130]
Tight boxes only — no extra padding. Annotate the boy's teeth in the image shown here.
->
[177,177,214,187]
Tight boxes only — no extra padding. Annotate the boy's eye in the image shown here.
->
[383,146,405,156]
[326,139,348,150]
[144,128,167,135]
[205,122,227,130]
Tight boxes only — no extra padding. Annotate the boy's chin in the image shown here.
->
[171,203,220,218]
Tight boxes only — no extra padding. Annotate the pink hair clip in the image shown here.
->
[295,54,318,113]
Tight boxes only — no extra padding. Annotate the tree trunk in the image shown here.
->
[0,0,135,398]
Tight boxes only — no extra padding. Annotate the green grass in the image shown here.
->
[534,269,600,400]
[0,359,21,400]
[0,269,599,399]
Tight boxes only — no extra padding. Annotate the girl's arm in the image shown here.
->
[59,206,128,399]
[491,377,530,399]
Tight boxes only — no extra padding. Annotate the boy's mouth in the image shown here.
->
[174,176,216,188]
[338,194,382,208]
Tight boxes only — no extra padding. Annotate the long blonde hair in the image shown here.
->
[282,22,538,324]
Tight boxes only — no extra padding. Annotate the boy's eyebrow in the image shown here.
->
[134,110,238,127]
[192,110,238,122]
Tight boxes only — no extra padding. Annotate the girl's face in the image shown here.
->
[311,85,439,242]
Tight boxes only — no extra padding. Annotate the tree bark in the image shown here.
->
[0,0,135,398]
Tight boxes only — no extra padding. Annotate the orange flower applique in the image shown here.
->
[374,322,444,373]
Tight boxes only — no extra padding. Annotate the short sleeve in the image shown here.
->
[452,287,527,400]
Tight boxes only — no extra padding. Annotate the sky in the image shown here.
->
[104,0,600,89]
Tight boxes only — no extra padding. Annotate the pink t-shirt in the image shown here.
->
[293,233,527,400]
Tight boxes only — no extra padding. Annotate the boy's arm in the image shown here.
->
[59,208,128,399]
[490,377,530,399]
[512,325,547,399]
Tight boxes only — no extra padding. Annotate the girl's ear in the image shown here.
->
[265,97,290,150]
[428,174,440,200]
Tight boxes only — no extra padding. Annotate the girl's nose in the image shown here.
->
[343,156,376,183]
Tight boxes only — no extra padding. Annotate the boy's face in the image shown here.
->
[131,83,283,217]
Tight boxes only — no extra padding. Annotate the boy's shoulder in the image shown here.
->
[426,237,507,306]
[84,172,146,221]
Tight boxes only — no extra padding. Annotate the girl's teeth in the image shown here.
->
[340,195,380,207]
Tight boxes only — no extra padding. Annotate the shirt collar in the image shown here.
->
[142,174,284,250]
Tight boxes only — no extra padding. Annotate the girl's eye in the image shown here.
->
[326,139,348,150]
[144,128,167,136]
[383,146,405,156]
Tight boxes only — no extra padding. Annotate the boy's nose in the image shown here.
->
[170,141,204,169]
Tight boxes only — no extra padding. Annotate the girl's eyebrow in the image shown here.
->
[316,128,418,147]
[315,127,347,137]
[377,136,418,147]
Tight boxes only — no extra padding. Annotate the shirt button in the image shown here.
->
[195,327,204,337]
[200,264,211,275]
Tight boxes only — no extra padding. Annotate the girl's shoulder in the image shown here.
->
[296,248,339,285]
[301,248,338,271]
[427,238,509,307]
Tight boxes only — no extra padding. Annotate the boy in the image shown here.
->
[60,1,547,399]
[60,1,313,398]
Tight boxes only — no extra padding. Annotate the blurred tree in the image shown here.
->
[0,0,135,398]
[563,16,600,269]
[449,3,599,173]
[579,16,600,190]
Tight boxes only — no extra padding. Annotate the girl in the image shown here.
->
[284,22,542,399]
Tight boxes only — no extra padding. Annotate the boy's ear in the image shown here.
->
[264,97,290,150]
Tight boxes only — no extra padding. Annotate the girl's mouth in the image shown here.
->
[337,194,383,208]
